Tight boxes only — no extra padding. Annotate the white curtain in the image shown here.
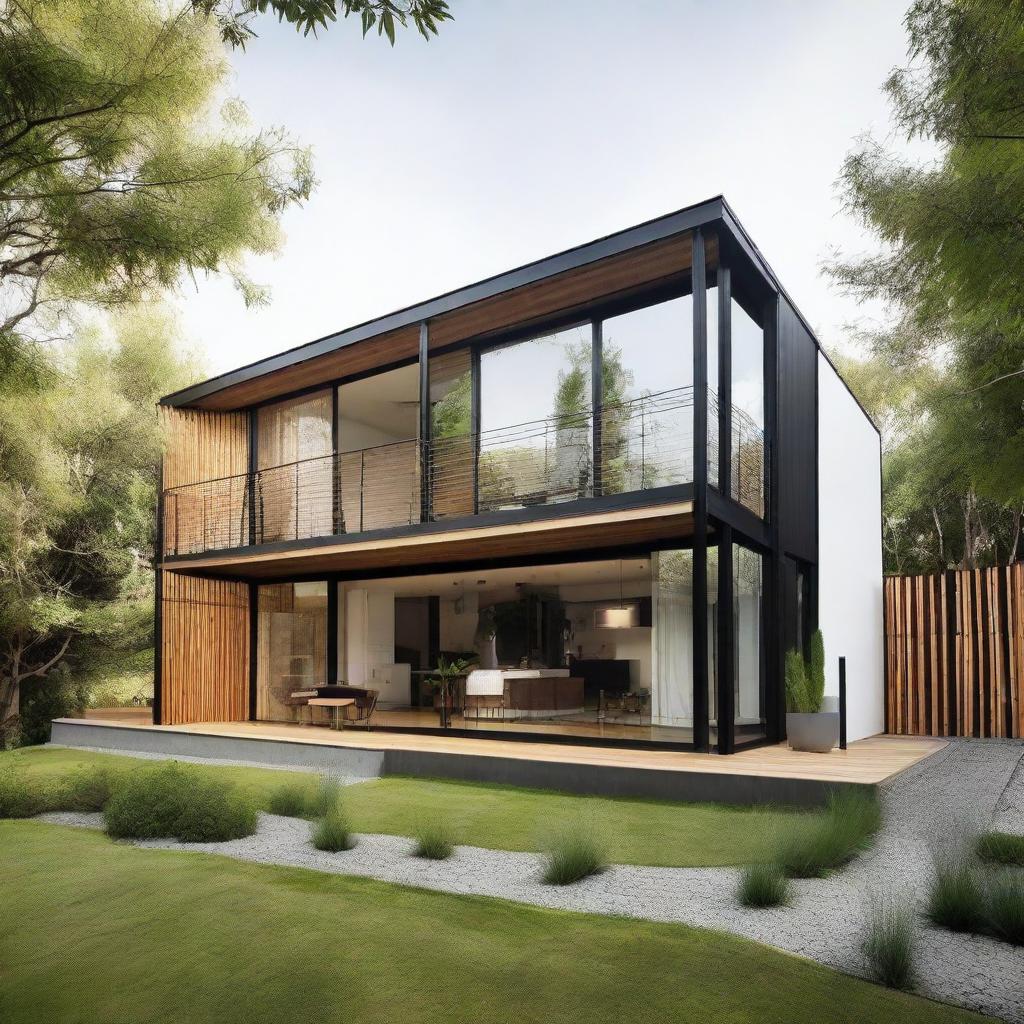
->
[651,550,694,727]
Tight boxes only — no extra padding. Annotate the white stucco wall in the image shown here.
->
[817,353,884,740]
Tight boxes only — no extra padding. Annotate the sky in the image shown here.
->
[171,0,923,377]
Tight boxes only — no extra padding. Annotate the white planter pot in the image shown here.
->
[786,711,839,753]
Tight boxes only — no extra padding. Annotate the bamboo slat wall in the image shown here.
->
[885,565,1024,738]
[160,406,249,557]
[160,571,250,725]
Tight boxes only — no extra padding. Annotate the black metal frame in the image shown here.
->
[157,200,864,755]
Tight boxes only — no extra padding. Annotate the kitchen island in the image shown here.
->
[465,668,584,720]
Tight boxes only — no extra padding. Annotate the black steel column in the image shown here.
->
[326,582,339,685]
[717,265,732,500]
[419,322,431,523]
[717,523,735,753]
[839,655,848,749]
[692,228,710,751]
[248,581,258,721]
[470,347,481,515]
[591,319,603,497]
[331,386,342,535]
[764,297,784,744]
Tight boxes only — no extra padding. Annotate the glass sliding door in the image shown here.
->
[256,390,333,542]
[733,543,766,742]
[651,548,694,734]
[256,582,328,722]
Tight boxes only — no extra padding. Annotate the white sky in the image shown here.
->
[171,0,920,378]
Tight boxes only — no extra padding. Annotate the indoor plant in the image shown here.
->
[785,629,838,753]
[428,655,472,729]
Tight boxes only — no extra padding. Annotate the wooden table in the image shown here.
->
[307,697,355,730]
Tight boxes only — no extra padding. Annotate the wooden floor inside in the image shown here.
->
[78,708,945,784]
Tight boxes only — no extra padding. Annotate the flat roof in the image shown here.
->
[160,195,877,433]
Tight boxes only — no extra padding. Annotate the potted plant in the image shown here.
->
[428,655,473,729]
[785,629,838,753]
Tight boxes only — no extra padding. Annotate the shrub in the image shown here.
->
[61,765,117,812]
[737,862,789,908]
[862,897,915,990]
[412,821,455,860]
[267,779,315,818]
[0,767,55,817]
[104,762,257,843]
[312,804,355,852]
[976,830,1024,867]
[785,630,826,714]
[927,851,985,932]
[775,790,881,878]
[985,871,1024,946]
[542,824,607,885]
[785,650,812,713]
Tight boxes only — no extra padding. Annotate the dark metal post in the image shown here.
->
[470,347,481,514]
[591,319,603,497]
[764,296,784,744]
[419,321,431,523]
[717,265,732,499]
[717,524,734,754]
[247,410,258,546]
[692,227,710,752]
[839,655,847,750]
[331,386,342,535]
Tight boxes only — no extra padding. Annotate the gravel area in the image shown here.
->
[35,738,1024,1022]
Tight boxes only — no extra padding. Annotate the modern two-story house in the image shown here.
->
[154,196,883,755]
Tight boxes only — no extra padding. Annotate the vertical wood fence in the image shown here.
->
[885,565,1024,738]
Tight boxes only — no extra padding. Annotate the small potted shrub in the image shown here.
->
[785,629,838,753]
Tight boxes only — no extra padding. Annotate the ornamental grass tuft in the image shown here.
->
[737,862,789,908]
[311,804,356,853]
[926,850,985,933]
[775,789,882,878]
[976,830,1024,868]
[267,778,315,818]
[541,823,607,885]
[985,871,1024,946]
[412,821,455,860]
[862,897,915,990]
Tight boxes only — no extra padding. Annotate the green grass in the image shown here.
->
[1,748,823,868]
[311,804,356,852]
[862,898,915,990]
[0,821,986,1024]
[412,820,455,860]
[985,871,1024,946]
[541,823,607,885]
[976,830,1024,867]
[927,853,986,933]
[775,790,882,878]
[737,862,790,908]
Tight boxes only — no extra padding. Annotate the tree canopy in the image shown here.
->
[827,0,1024,571]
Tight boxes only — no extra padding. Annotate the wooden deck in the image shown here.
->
[77,710,944,785]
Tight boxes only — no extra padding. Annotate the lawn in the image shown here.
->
[5,747,812,867]
[0,821,983,1024]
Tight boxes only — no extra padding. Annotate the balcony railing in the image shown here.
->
[161,386,763,558]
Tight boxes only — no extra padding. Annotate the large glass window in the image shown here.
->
[731,298,765,516]
[337,363,419,532]
[256,390,333,542]
[429,348,473,519]
[478,324,592,511]
[256,582,328,722]
[601,297,693,494]
[733,544,766,741]
[651,548,694,731]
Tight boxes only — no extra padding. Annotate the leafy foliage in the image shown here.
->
[104,762,258,842]
[827,0,1024,571]
[784,629,825,713]
[195,0,451,49]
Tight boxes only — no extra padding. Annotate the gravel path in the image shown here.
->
[37,738,1024,1022]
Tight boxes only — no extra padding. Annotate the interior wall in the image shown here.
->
[817,352,884,740]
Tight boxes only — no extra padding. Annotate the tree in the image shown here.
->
[195,0,452,49]
[0,307,200,745]
[1,0,314,339]
[826,0,1024,569]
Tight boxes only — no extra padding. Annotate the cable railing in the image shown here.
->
[161,386,764,557]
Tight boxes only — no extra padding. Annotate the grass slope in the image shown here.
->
[8,747,811,867]
[0,821,983,1024]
